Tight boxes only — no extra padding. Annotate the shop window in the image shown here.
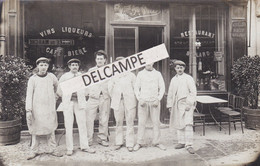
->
[23,1,105,77]
[170,5,227,91]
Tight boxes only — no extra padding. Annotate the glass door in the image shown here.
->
[113,26,138,60]
[139,27,163,72]
[112,26,163,71]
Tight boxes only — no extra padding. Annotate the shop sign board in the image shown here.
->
[29,39,74,46]
[231,21,246,38]
[113,3,162,21]
[60,44,169,95]
[214,51,223,62]
[180,30,215,38]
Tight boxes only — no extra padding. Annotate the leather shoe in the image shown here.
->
[50,151,63,157]
[155,144,166,151]
[66,150,73,156]
[127,147,133,152]
[133,144,142,151]
[186,146,195,154]
[175,143,185,149]
[114,145,122,150]
[98,140,109,147]
[27,152,40,160]
[82,148,96,154]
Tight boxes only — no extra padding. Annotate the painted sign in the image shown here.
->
[180,30,215,38]
[39,27,93,38]
[27,26,95,70]
[29,39,74,46]
[60,44,169,95]
[232,21,246,38]
[214,51,223,62]
[114,3,162,21]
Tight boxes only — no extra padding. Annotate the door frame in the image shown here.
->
[105,2,170,122]
[111,26,139,61]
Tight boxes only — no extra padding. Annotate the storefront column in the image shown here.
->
[189,7,197,81]
[247,0,260,56]
[227,0,248,91]
[0,1,6,56]
[2,0,21,57]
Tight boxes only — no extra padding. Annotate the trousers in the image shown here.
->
[177,125,193,147]
[114,98,136,148]
[31,132,56,153]
[137,101,161,145]
[63,101,89,151]
[86,96,110,143]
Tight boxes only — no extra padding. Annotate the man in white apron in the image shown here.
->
[167,60,197,154]
[26,57,62,159]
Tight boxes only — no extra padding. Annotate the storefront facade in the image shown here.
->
[1,0,248,125]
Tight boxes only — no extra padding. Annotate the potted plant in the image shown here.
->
[0,55,31,145]
[231,55,260,130]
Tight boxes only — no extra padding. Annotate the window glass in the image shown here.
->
[24,2,105,77]
[170,5,226,91]
[114,28,136,58]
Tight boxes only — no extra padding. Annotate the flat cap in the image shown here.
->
[174,60,186,67]
[115,56,124,61]
[94,50,107,58]
[36,57,50,64]
[67,58,81,65]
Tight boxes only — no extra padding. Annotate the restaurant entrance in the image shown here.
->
[113,26,163,70]
[111,25,168,122]
[106,2,171,122]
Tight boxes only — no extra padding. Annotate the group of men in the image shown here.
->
[25,50,197,159]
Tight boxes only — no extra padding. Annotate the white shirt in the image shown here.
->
[134,68,165,102]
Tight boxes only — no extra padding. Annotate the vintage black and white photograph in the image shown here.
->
[0,0,260,165]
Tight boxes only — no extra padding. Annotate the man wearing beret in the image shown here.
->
[166,60,197,154]
[57,58,95,156]
[108,57,137,152]
[85,50,111,147]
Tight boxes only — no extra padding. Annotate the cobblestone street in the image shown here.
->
[0,125,259,166]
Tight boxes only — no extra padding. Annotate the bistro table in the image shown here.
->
[196,95,228,129]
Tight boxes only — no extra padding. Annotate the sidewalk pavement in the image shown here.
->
[0,124,259,166]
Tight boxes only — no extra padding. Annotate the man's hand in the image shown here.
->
[55,94,59,101]
[168,107,172,112]
[26,112,32,125]
[152,99,160,107]
[139,100,146,107]
[185,105,191,111]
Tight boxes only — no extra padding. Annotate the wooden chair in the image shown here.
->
[193,107,206,136]
[217,93,235,112]
[217,93,235,132]
[219,96,244,135]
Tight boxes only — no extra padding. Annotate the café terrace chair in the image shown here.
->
[219,96,245,135]
[217,93,235,113]
[193,106,206,136]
